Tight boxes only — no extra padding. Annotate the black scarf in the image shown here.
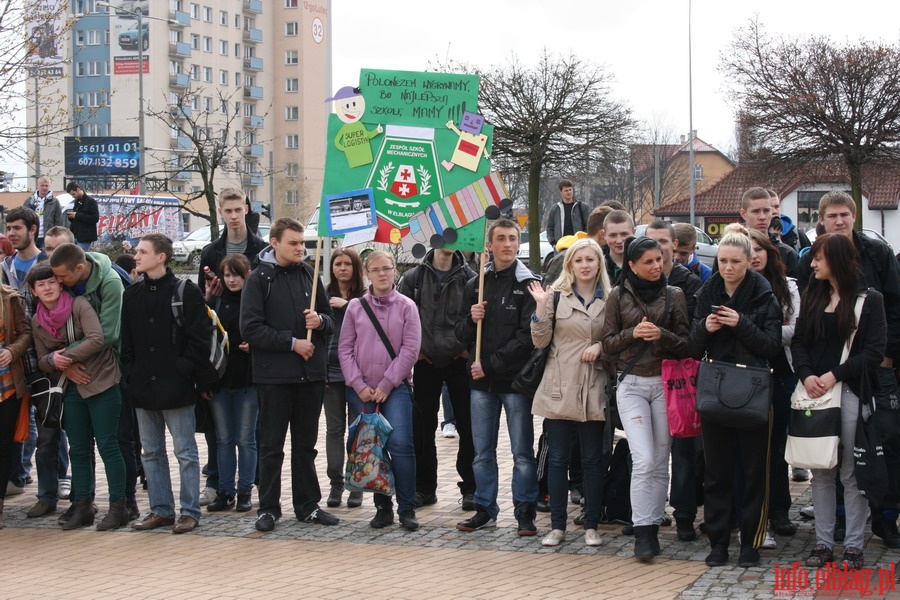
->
[621,236,667,304]
[700,268,771,316]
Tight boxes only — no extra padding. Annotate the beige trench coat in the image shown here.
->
[530,289,608,421]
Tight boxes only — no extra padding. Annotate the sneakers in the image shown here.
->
[398,509,419,531]
[442,423,457,438]
[675,518,697,541]
[326,486,343,508]
[370,507,394,528]
[26,501,56,518]
[456,510,496,531]
[207,491,235,512]
[516,504,537,536]
[347,491,363,508]
[705,545,729,567]
[58,479,71,500]
[792,467,811,482]
[761,531,777,549]
[303,508,339,526]
[770,514,797,536]
[255,512,276,532]
[460,493,476,511]
[414,492,437,507]
[6,481,25,496]
[198,487,217,507]
[541,529,565,546]
[806,544,834,567]
[584,529,603,547]
[799,505,815,519]
[235,493,252,513]
[842,546,864,569]
[738,546,760,567]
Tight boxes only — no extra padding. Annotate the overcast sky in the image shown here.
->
[332,0,900,157]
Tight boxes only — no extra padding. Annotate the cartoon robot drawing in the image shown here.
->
[441,111,491,172]
[327,86,383,169]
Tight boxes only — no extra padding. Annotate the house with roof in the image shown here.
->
[653,160,900,250]
[630,132,734,223]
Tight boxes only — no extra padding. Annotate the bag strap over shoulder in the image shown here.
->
[359,297,410,389]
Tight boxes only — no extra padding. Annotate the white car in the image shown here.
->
[173,224,270,268]
[517,231,555,264]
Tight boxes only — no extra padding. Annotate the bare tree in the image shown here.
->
[722,19,900,225]
[438,50,634,270]
[143,86,272,238]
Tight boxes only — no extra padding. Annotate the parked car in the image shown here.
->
[517,231,555,264]
[636,223,717,268]
[118,21,148,51]
[173,224,270,268]
[805,227,893,251]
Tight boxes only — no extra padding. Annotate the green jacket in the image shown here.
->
[80,252,125,354]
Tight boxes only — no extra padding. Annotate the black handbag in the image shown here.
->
[854,387,888,507]
[695,358,772,429]
[512,291,559,396]
[32,316,75,430]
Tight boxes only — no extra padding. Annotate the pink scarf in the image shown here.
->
[36,291,74,341]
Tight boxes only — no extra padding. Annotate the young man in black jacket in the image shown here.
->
[455,219,540,535]
[63,182,99,251]
[398,248,476,510]
[240,217,338,532]
[122,234,212,534]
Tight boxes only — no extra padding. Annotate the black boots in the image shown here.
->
[61,497,95,530]
[96,498,130,531]
[633,525,660,562]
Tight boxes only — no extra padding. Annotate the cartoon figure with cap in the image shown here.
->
[442,110,490,172]
[327,86,383,168]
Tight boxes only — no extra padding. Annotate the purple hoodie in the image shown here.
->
[338,286,421,395]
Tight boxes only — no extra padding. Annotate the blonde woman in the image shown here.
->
[528,238,611,548]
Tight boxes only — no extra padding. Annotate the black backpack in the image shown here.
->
[601,437,632,525]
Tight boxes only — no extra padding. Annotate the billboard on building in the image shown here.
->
[65,137,141,177]
[110,11,150,75]
[59,194,183,247]
[25,0,66,77]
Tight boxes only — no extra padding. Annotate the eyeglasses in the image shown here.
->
[367,267,394,275]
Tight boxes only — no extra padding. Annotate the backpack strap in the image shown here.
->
[171,279,187,345]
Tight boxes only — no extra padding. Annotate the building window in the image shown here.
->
[285,78,299,92]
[219,69,228,85]
[219,40,228,55]
[189,3,199,19]
[87,60,102,76]
[285,0,298,7]
[286,190,299,205]
[234,72,242,87]
[220,99,228,114]
[219,10,227,26]
[285,22,298,36]
[285,163,299,178]
[234,43,241,58]
[203,36,212,52]
[202,6,212,22]
[203,96,212,112]
[190,34,200,49]
[235,14,241,28]
[203,66,212,82]
[693,164,703,181]
[285,106,299,121]
[285,135,299,149]
[191,96,201,110]
[285,50,298,65]
[189,64,199,80]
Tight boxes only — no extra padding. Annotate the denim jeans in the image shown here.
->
[65,386,125,502]
[617,374,671,527]
[35,423,70,505]
[323,382,348,489]
[470,389,538,519]
[347,385,416,512]
[811,386,870,550]
[545,419,606,531]
[210,385,258,496]
[8,406,36,486]
[135,405,200,521]
[256,382,325,520]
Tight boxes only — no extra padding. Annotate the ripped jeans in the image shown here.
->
[617,373,672,526]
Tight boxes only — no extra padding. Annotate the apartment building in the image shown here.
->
[27,0,331,228]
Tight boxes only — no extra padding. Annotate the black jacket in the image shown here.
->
[240,247,333,385]
[797,231,900,360]
[791,286,885,399]
[398,250,474,367]
[69,193,100,243]
[210,288,251,390]
[455,259,538,392]
[121,269,213,410]
[666,262,701,319]
[197,230,268,294]
[687,269,782,368]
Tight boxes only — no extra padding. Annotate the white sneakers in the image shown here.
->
[542,529,565,546]
[585,529,604,546]
[441,423,457,438]
[199,487,217,507]
[58,478,72,500]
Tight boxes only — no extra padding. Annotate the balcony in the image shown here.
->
[244,114,264,129]
[169,73,190,88]
[243,85,263,100]
[172,170,193,180]
[242,173,264,186]
[168,42,191,58]
[243,56,263,71]
[242,28,262,44]
[169,104,192,119]
[244,144,263,158]
[243,0,262,14]
[170,136,192,151]
[168,10,190,26]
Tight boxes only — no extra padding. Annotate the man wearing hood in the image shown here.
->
[398,248,476,510]
[240,217,338,532]
[768,190,810,252]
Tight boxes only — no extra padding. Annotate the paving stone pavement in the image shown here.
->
[2,413,899,598]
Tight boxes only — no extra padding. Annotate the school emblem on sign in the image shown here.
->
[390,165,419,198]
